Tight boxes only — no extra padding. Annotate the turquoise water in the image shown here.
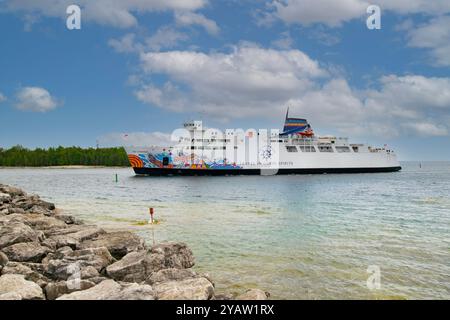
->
[1,162,449,299]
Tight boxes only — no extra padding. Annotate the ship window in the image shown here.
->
[162,157,169,166]
[286,146,298,152]
[299,146,316,152]
[336,146,350,153]
[318,146,334,153]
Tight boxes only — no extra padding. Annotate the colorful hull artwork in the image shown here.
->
[132,151,242,170]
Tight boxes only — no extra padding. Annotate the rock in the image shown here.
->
[80,266,100,279]
[43,226,106,250]
[0,192,11,203]
[34,200,55,211]
[21,214,67,232]
[146,268,198,285]
[0,251,8,270]
[54,214,83,225]
[0,213,26,224]
[0,185,25,197]
[0,292,22,300]
[57,279,154,300]
[46,225,105,242]
[87,276,109,284]
[1,262,50,288]
[106,243,196,283]
[42,236,79,250]
[44,247,114,280]
[0,274,45,300]
[45,280,96,300]
[110,282,154,300]
[6,208,26,215]
[235,289,269,300]
[20,262,47,274]
[12,197,35,211]
[80,231,146,260]
[28,205,52,216]
[213,293,235,300]
[0,222,43,249]
[145,242,195,274]
[2,242,50,263]
[106,251,147,282]
[154,277,214,300]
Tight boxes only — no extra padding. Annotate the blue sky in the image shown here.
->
[0,0,449,160]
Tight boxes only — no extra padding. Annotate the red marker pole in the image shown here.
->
[149,208,154,224]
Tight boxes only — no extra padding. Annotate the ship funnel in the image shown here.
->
[280,109,314,137]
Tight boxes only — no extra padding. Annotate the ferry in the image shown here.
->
[125,112,401,176]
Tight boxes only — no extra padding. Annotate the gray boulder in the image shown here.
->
[0,251,8,270]
[2,242,50,263]
[1,262,50,288]
[106,251,147,282]
[106,242,196,283]
[45,279,96,300]
[0,192,11,203]
[57,279,154,300]
[110,282,155,300]
[0,185,25,197]
[146,268,198,285]
[0,274,45,300]
[213,293,235,300]
[43,225,106,250]
[80,266,100,279]
[145,242,195,274]
[54,214,83,225]
[153,277,214,300]
[0,213,26,224]
[22,214,67,232]
[80,231,146,259]
[0,221,43,249]
[44,247,114,280]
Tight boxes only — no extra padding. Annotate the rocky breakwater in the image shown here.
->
[0,184,269,300]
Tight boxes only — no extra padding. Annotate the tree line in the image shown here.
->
[0,145,130,167]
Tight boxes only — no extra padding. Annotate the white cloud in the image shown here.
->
[273,0,369,27]
[128,44,450,137]
[0,92,6,103]
[145,26,189,51]
[109,27,189,54]
[406,15,450,66]
[108,33,142,53]
[271,0,450,27]
[135,82,187,112]
[401,122,448,137]
[174,11,220,35]
[366,75,450,111]
[288,75,450,137]
[98,131,172,147]
[15,87,60,112]
[136,44,327,119]
[3,0,208,28]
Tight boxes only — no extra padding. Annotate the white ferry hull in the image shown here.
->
[126,146,401,176]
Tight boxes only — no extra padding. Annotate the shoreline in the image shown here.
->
[0,183,269,300]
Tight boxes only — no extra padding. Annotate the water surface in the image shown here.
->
[1,162,449,299]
